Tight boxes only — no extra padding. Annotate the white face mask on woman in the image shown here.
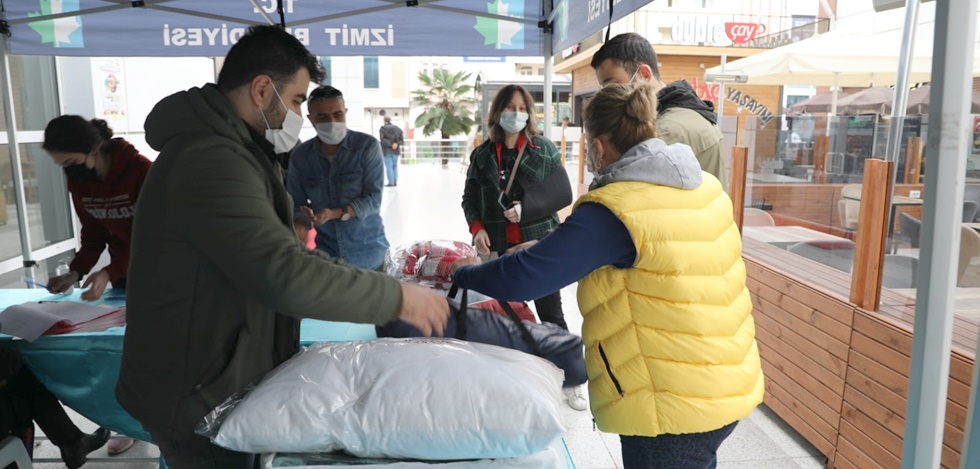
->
[259,84,303,153]
[499,111,529,134]
[315,122,347,145]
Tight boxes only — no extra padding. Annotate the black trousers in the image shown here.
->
[151,430,257,469]
[533,290,567,330]
[620,421,738,469]
[0,347,82,449]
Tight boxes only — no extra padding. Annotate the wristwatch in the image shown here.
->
[340,206,352,222]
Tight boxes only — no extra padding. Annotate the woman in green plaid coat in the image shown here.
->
[462,84,567,330]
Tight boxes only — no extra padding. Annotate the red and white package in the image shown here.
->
[387,240,476,289]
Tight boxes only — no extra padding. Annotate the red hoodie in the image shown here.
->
[67,138,152,283]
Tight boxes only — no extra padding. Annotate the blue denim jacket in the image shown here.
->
[287,131,390,269]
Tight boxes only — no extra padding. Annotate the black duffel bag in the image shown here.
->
[376,288,587,388]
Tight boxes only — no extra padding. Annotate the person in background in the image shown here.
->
[43,116,152,304]
[0,345,110,469]
[41,115,149,456]
[451,82,763,468]
[461,84,584,411]
[379,116,404,187]
[592,32,727,190]
[287,85,390,270]
[117,26,448,468]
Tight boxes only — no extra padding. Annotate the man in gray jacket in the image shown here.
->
[116,26,448,468]
[591,33,728,190]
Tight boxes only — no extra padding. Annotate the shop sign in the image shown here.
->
[726,88,775,127]
[725,22,766,44]
[691,77,720,102]
[670,16,727,45]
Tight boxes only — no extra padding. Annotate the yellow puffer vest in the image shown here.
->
[575,175,764,437]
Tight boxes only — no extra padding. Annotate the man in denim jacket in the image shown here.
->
[287,86,390,270]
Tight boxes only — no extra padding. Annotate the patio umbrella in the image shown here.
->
[787,90,851,115]
[901,84,980,115]
[837,86,897,115]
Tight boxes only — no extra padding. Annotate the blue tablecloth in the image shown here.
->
[0,288,576,468]
[0,288,377,442]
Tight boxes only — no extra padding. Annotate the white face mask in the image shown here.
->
[315,122,347,145]
[499,111,528,134]
[259,84,303,153]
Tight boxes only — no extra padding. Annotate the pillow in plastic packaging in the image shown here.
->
[204,338,566,460]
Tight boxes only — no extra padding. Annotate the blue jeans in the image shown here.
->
[383,154,398,185]
[620,421,738,469]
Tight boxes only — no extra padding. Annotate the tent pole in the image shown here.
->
[717,54,726,119]
[901,0,976,467]
[884,0,920,165]
[827,72,839,137]
[0,36,37,284]
[542,1,553,141]
[247,0,276,25]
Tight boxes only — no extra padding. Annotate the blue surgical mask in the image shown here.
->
[499,111,528,134]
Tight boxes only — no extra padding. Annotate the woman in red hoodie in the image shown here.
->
[42,116,151,301]
[41,116,151,455]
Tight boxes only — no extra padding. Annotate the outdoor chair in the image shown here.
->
[743,208,775,227]
[882,255,919,289]
[0,436,33,469]
[838,184,862,233]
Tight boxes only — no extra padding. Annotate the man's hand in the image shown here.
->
[503,202,522,223]
[302,206,342,225]
[392,142,399,151]
[397,283,450,336]
[504,240,538,255]
[47,271,80,294]
[450,256,483,275]
[473,229,491,255]
[81,270,110,301]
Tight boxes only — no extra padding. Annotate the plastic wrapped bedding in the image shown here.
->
[198,338,566,461]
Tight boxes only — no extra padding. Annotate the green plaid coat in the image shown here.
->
[462,135,562,253]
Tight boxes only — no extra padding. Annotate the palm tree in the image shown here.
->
[412,69,477,166]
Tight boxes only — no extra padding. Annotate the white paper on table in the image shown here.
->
[0,301,118,341]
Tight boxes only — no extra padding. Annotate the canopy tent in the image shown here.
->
[786,90,850,115]
[2,0,653,57]
[0,0,655,282]
[702,27,978,87]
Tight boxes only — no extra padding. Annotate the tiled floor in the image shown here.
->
[25,162,825,468]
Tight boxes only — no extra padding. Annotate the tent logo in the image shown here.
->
[29,0,84,48]
[474,0,525,50]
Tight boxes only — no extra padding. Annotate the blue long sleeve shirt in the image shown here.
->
[286,131,390,269]
[453,203,637,301]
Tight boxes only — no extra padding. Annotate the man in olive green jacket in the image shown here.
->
[116,26,448,468]
[591,33,727,190]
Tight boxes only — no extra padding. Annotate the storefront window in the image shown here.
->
[0,55,61,131]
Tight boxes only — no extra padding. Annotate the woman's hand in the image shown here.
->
[504,240,538,255]
[503,202,522,223]
[473,229,491,255]
[47,271,80,294]
[81,270,111,301]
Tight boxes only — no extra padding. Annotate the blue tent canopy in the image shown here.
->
[2,0,652,57]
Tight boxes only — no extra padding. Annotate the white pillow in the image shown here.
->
[211,338,566,460]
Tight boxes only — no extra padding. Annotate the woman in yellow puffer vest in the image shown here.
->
[452,82,764,468]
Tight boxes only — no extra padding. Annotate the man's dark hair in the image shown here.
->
[383,116,392,124]
[308,85,344,104]
[590,32,661,80]
[217,25,325,92]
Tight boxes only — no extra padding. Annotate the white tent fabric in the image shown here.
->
[704,27,980,87]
